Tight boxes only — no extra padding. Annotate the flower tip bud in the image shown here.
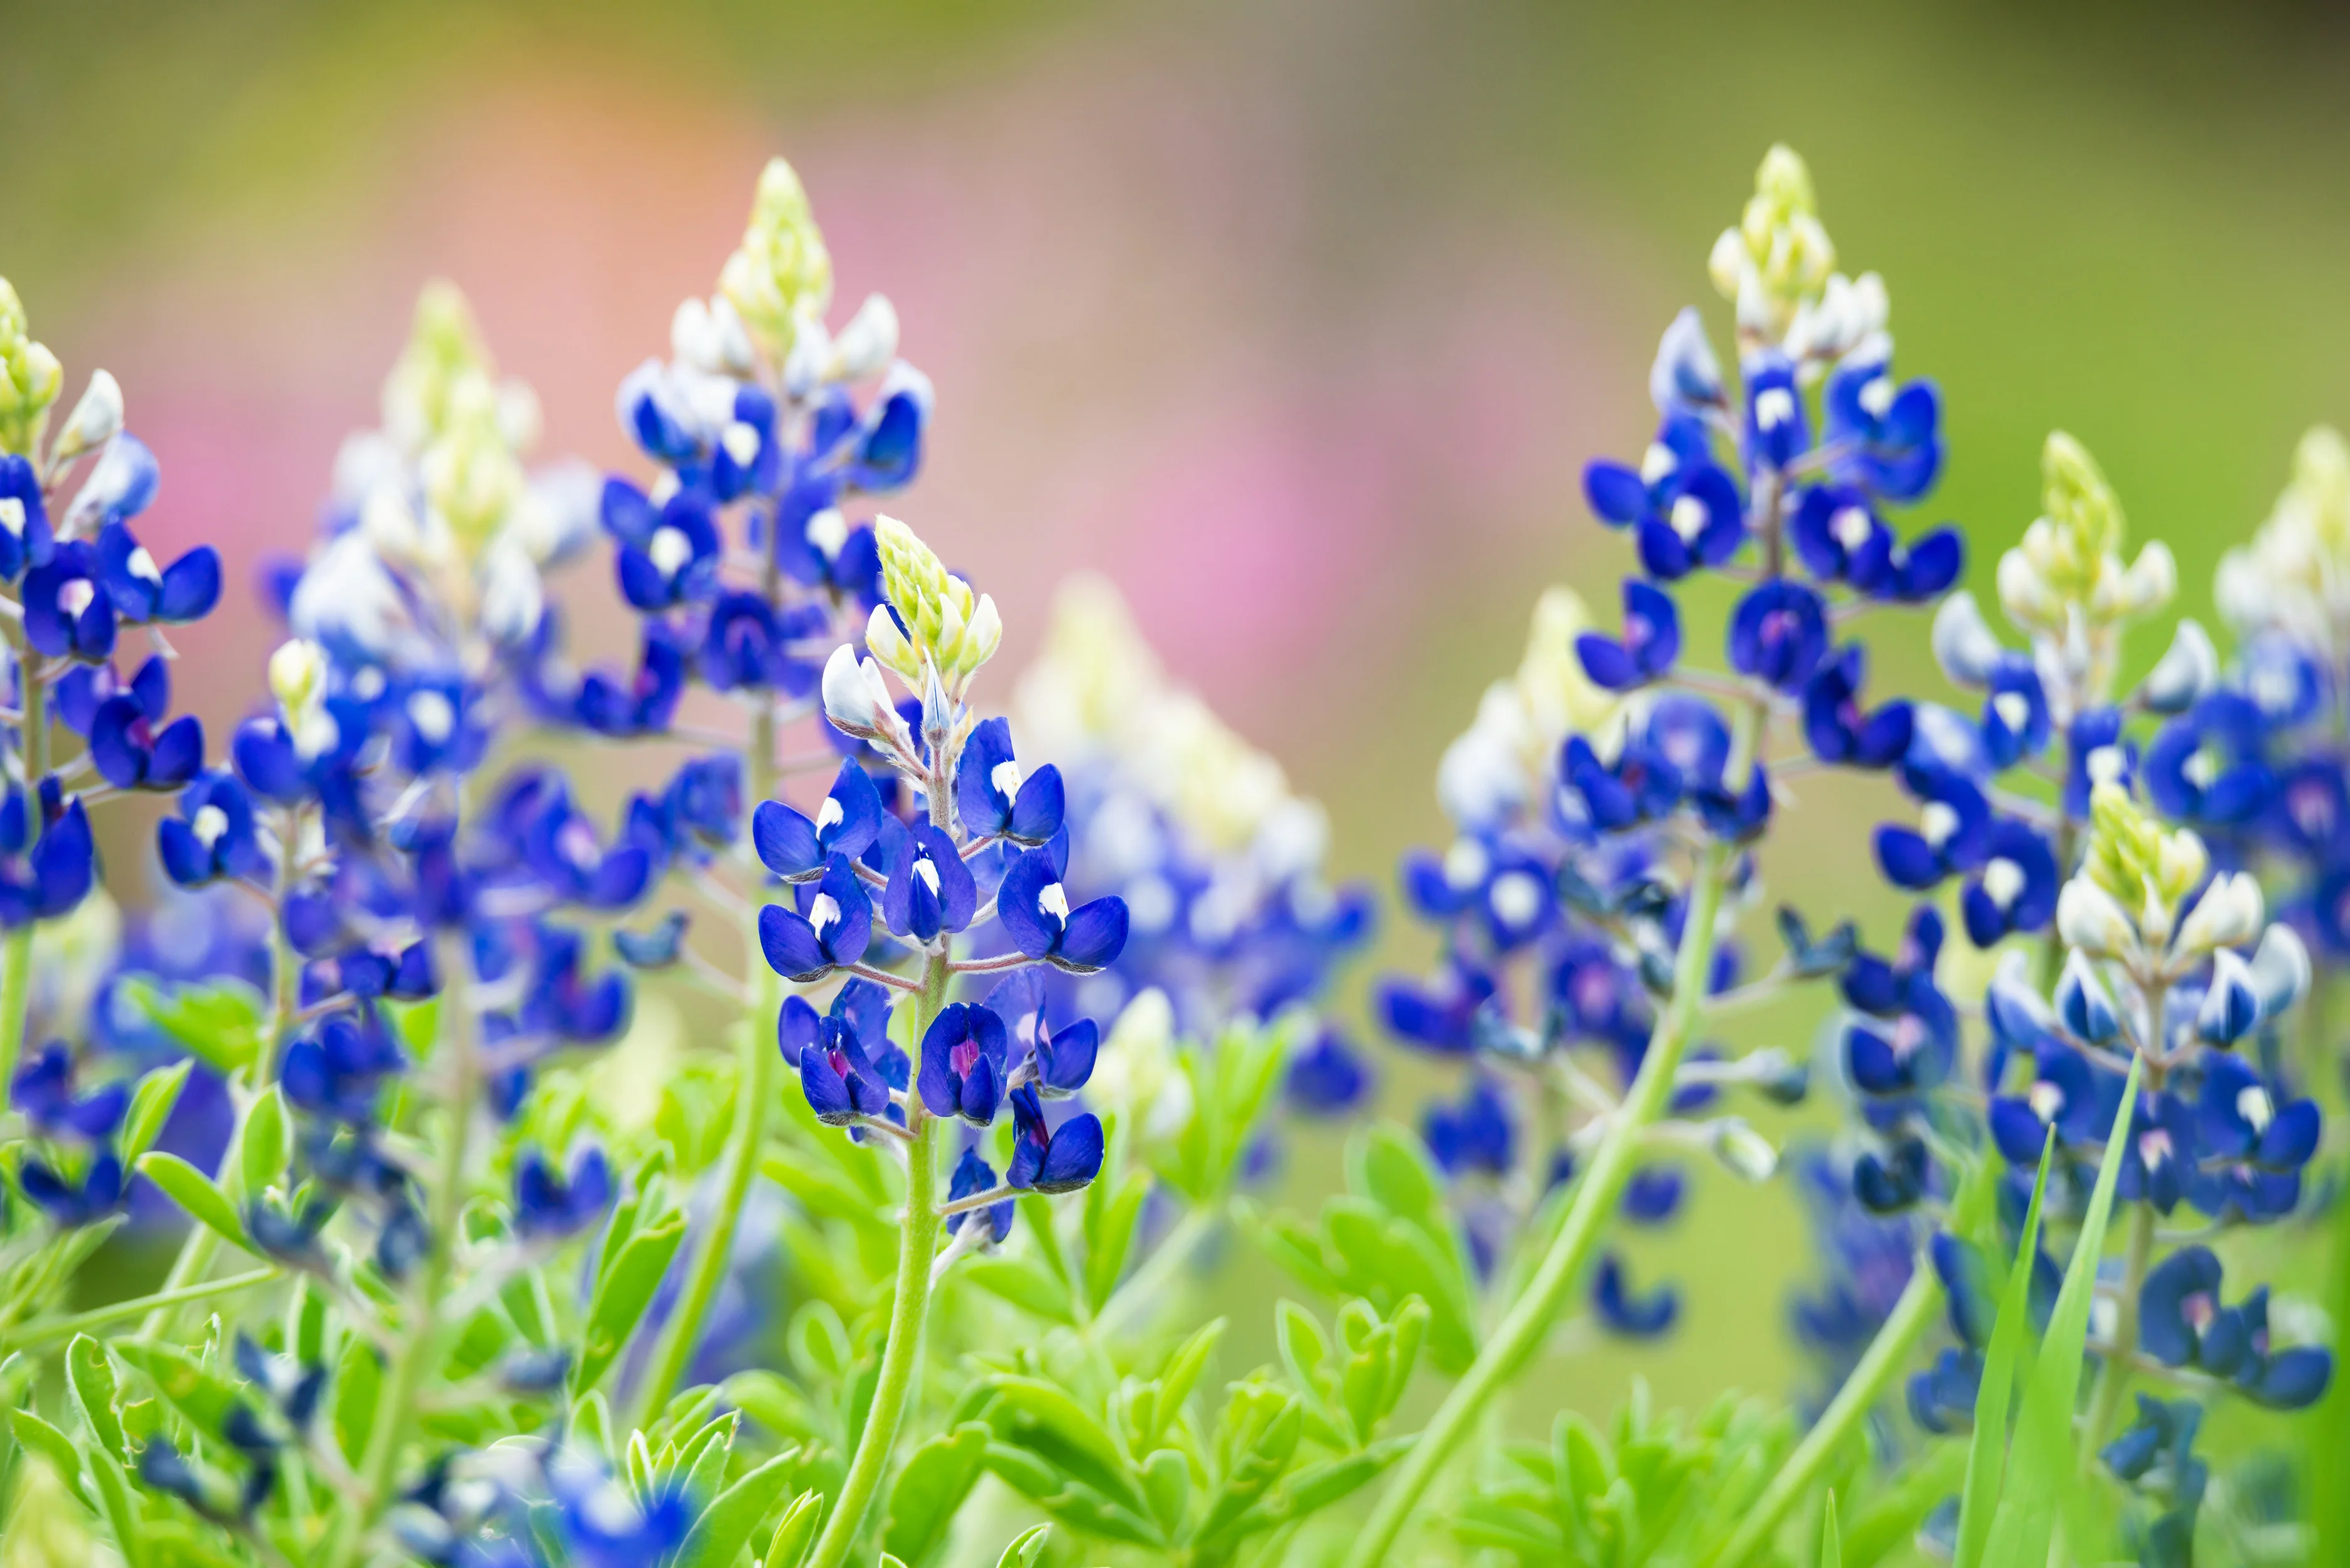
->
[268,638,330,719]
[1710,1117,1778,1183]
[51,369,124,462]
[2175,871,2263,957]
[2250,921,2312,1018]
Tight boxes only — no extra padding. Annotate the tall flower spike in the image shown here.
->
[1996,432,2174,711]
[1708,145,1837,344]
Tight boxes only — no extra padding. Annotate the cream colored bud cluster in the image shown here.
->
[0,278,63,459]
[1708,146,1840,347]
[2056,782,2260,972]
[379,283,540,560]
[1437,586,1628,830]
[268,638,342,761]
[1996,433,2174,714]
[2214,425,2350,660]
[719,157,836,371]
[864,516,1002,702]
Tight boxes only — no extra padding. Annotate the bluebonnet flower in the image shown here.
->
[0,785,96,928]
[281,1012,407,1124]
[955,717,1064,845]
[1573,580,1681,691]
[1582,413,1744,581]
[1787,484,1961,601]
[917,1001,1009,1125]
[87,677,203,792]
[2138,1248,2332,1408]
[1285,1027,1373,1114]
[19,1150,125,1226]
[612,909,689,969]
[880,817,979,943]
[946,1146,1013,1244]
[95,519,221,627]
[512,1148,614,1240]
[2144,692,2273,829]
[781,988,894,1126]
[10,1042,127,1140]
[23,542,119,661]
[1728,580,1828,689]
[1005,1084,1103,1193]
[759,856,874,982]
[0,452,56,579]
[1592,1253,1678,1337]
[997,845,1128,973]
[753,760,883,881]
[1818,356,1944,503]
[1802,645,1912,769]
[1424,1077,1513,1179]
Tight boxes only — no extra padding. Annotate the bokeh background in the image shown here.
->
[11,0,2350,1417]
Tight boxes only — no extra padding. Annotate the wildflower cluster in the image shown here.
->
[2,135,2346,1568]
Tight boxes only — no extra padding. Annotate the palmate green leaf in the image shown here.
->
[136,1152,250,1253]
[1981,1052,2142,1567]
[1952,1133,2056,1568]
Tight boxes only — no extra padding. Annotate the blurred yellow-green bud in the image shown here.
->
[1709,145,1837,343]
[719,157,834,369]
[0,277,64,458]
[2216,425,2350,655]
[383,281,493,449]
[269,637,329,718]
[380,282,536,559]
[869,514,1001,698]
[2083,781,2207,941]
[1996,432,2174,707]
[422,373,530,553]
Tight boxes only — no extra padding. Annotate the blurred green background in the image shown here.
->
[9,0,2350,1423]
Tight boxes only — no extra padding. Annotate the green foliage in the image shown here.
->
[1454,1385,1797,1566]
[120,977,268,1076]
[1248,1125,1481,1375]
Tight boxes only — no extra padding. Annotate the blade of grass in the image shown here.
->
[1819,1491,1842,1568]
[1952,1131,2056,1568]
[1981,1052,2142,1567]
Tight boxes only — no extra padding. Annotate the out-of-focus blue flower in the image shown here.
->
[11,1042,128,1140]
[1005,1084,1103,1194]
[513,1148,614,1241]
[1592,1253,1678,1337]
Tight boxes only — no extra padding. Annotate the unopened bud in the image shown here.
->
[50,369,123,464]
[269,638,329,719]
[1710,1116,1778,1182]
[2248,922,2312,1019]
[1930,590,2006,687]
[2056,876,2137,960]
[718,156,834,368]
[2174,871,2263,958]
[827,294,900,383]
[2138,618,2215,714]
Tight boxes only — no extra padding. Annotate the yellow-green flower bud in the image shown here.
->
[383,281,494,450]
[869,515,1001,698]
[1996,432,2174,710]
[1709,145,1837,344]
[0,278,64,458]
[2082,781,2207,945]
[718,157,834,369]
[422,373,529,553]
[2216,425,2350,658]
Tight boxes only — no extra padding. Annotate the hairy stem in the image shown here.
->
[805,948,951,1568]
[1343,839,1733,1568]
[1713,1262,1943,1567]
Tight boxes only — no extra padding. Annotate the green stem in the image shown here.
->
[1,1268,277,1353]
[1343,839,1735,1568]
[805,948,951,1568]
[324,944,480,1568]
[0,657,46,1097]
[1713,1263,1943,1568]
[2080,1197,2156,1462]
[2318,1114,2350,1565]
[630,697,783,1431]
[1090,1205,1216,1340]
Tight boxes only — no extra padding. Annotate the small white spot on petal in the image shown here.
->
[1442,839,1491,891]
[1831,506,1874,551]
[191,804,230,849]
[1639,442,1678,484]
[647,526,694,578]
[990,758,1023,799]
[1039,882,1071,923]
[1992,691,2032,733]
[2237,1083,2275,1133]
[1671,493,1710,544]
[1920,801,1960,848]
[1859,376,1895,418]
[1981,856,2025,911]
[720,420,762,465]
[805,507,849,560]
[815,796,845,832]
[1755,386,1796,430]
[405,689,455,744]
[810,893,841,935]
[127,546,162,584]
[1489,870,1544,929]
[913,858,941,896]
[57,579,94,619]
[0,498,22,538]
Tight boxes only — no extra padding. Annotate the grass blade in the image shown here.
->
[1952,1131,2056,1568]
[1982,1052,2143,1566]
[1819,1490,1842,1568]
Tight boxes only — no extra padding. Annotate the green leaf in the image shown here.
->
[1082,1173,1150,1311]
[1140,1448,1191,1537]
[571,1389,615,1462]
[1819,1490,1841,1568]
[237,1087,290,1201]
[135,1152,249,1253]
[1149,1317,1226,1446]
[334,1327,381,1464]
[758,1148,891,1232]
[1982,1053,2142,1567]
[6,1407,92,1508]
[884,1422,992,1565]
[1354,1126,1445,1236]
[975,1376,1151,1518]
[721,1370,824,1446]
[1274,1299,1330,1408]
[765,1489,824,1568]
[85,1433,145,1568]
[125,977,267,1076]
[111,1342,247,1443]
[669,1411,738,1503]
[1953,1133,2055,1568]
[576,1212,685,1392]
[1194,1395,1304,1547]
[995,1523,1052,1568]
[67,1333,128,1465]
[960,1254,1075,1325]
[119,1059,193,1163]
[673,1448,799,1568]
[785,1301,853,1385]
[1842,1441,1965,1568]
